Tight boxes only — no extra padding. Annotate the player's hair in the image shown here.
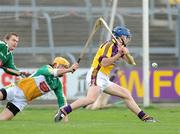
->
[4,32,19,40]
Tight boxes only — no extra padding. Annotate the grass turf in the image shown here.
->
[0,105,180,134]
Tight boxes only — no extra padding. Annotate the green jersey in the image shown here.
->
[17,65,66,108]
[0,40,18,74]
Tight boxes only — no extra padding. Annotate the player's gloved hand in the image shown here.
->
[20,71,31,78]
[0,60,3,67]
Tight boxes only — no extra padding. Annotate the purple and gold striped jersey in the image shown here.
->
[91,41,118,76]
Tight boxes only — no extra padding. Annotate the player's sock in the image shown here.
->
[137,110,146,120]
[137,111,156,122]
[54,105,72,123]
[62,104,72,115]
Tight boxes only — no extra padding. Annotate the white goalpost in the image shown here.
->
[143,0,150,107]
[109,0,151,107]
[108,0,151,107]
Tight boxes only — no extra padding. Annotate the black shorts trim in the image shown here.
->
[6,102,20,116]
[0,88,7,100]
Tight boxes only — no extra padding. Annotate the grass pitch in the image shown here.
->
[0,105,180,134]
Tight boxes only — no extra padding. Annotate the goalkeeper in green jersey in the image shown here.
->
[0,32,29,77]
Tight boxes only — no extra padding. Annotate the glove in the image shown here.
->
[20,71,31,78]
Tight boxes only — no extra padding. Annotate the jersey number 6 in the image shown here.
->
[40,81,50,92]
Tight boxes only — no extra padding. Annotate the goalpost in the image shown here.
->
[105,0,151,107]
[143,0,150,107]
[108,0,151,107]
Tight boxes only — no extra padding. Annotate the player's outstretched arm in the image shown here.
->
[57,63,79,76]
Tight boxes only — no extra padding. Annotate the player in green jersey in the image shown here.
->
[0,32,28,77]
[0,57,78,121]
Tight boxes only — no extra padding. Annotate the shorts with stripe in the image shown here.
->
[5,84,27,112]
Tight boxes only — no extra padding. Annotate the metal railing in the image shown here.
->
[149,0,176,30]
[0,0,179,63]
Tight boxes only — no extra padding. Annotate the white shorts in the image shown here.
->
[86,68,114,91]
[5,84,27,111]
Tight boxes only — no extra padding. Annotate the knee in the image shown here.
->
[122,89,133,100]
